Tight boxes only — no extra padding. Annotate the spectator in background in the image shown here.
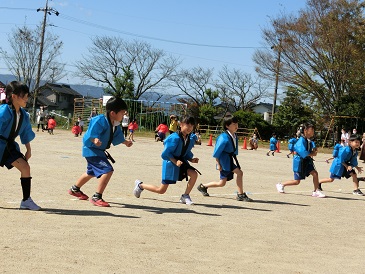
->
[47,115,56,135]
[72,121,81,137]
[121,111,130,138]
[359,133,365,163]
[169,115,179,134]
[155,121,169,142]
[78,116,84,136]
[249,134,258,150]
[36,106,47,132]
[89,107,98,119]
[128,119,138,142]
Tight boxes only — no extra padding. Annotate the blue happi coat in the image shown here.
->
[161,132,197,181]
[292,136,315,172]
[213,131,238,171]
[82,114,125,158]
[0,104,35,161]
[288,137,297,151]
[329,146,358,177]
[332,143,342,158]
[270,136,278,151]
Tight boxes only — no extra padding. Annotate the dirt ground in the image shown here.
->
[1,129,364,274]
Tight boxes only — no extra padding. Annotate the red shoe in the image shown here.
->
[68,189,89,200]
[90,198,110,207]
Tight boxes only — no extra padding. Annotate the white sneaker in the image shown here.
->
[312,190,326,198]
[180,194,194,205]
[133,179,143,198]
[20,197,41,211]
[276,183,285,193]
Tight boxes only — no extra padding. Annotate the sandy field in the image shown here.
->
[1,129,364,274]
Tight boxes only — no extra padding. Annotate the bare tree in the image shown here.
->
[0,24,64,91]
[169,66,217,106]
[75,37,180,100]
[253,0,365,115]
[216,66,270,111]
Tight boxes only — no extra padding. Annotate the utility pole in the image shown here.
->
[32,0,59,122]
[271,38,282,125]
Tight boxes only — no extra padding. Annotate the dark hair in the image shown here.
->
[349,134,361,142]
[222,114,238,129]
[106,97,128,114]
[5,81,29,104]
[180,115,196,126]
[298,122,314,135]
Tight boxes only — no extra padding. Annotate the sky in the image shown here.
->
[0,0,307,97]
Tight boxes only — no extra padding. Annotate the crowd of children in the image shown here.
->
[0,81,364,211]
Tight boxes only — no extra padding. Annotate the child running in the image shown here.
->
[267,133,278,156]
[325,141,342,164]
[0,81,40,210]
[276,122,325,198]
[68,97,133,207]
[319,134,363,195]
[286,134,297,158]
[133,116,199,205]
[197,114,253,202]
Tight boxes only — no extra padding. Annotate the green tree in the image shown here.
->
[104,66,135,99]
[253,0,365,116]
[233,110,272,139]
[273,87,314,136]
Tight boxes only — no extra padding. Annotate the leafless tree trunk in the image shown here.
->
[75,37,180,100]
[169,66,216,106]
[0,24,64,91]
[216,65,270,111]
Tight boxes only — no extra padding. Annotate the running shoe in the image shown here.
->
[20,197,41,211]
[68,188,89,200]
[180,194,194,205]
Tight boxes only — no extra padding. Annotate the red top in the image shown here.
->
[128,122,138,130]
[156,124,169,133]
[48,118,56,129]
[72,125,81,134]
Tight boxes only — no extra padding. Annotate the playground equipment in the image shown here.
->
[73,97,187,131]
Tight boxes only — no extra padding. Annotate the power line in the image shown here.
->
[57,13,265,49]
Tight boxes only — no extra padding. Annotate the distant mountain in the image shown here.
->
[0,74,183,103]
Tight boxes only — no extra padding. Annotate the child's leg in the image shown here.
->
[11,157,30,177]
[351,173,360,190]
[12,158,31,200]
[74,172,94,188]
[233,168,244,194]
[310,170,320,191]
[95,171,113,194]
[140,183,169,194]
[319,177,334,184]
[184,169,198,195]
[204,178,228,188]
[282,179,301,187]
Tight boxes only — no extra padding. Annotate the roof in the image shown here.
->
[37,95,58,107]
[42,83,83,97]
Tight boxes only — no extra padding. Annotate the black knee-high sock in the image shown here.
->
[20,177,32,201]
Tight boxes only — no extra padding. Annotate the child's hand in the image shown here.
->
[25,150,31,161]
[93,138,102,146]
[347,166,353,171]
[124,140,133,147]
[216,164,222,171]
[176,160,183,167]
[190,158,199,163]
[356,166,363,174]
